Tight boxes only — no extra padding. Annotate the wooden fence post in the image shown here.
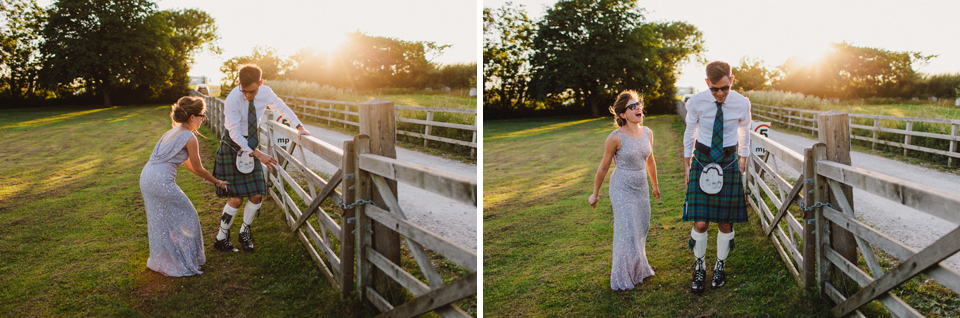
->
[359,98,401,304]
[340,139,357,299]
[872,116,879,151]
[802,147,816,289]
[949,124,958,167]
[904,121,913,157]
[354,135,373,299]
[817,111,858,265]
[812,143,830,296]
[424,111,433,147]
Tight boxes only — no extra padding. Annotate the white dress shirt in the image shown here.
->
[223,85,303,154]
[682,90,752,158]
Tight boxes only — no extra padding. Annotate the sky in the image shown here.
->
[36,0,479,85]
[484,0,960,92]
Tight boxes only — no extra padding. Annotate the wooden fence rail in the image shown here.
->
[192,90,478,317]
[746,111,960,317]
[751,103,960,166]
[277,95,478,157]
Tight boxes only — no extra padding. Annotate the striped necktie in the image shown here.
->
[710,101,724,162]
[247,99,259,150]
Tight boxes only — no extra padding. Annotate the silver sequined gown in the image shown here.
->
[140,129,205,276]
[609,128,655,290]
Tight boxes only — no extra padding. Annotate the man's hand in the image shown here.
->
[739,157,748,174]
[297,125,311,140]
[684,157,692,186]
[254,150,278,170]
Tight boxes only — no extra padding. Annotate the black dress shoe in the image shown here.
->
[692,258,706,294]
[214,237,238,252]
[712,260,726,289]
[239,225,254,252]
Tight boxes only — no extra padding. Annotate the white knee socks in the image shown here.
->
[691,228,708,270]
[240,200,261,234]
[217,204,240,240]
[716,230,735,269]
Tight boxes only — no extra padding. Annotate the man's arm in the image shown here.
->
[262,86,311,139]
[682,98,698,183]
[737,100,753,173]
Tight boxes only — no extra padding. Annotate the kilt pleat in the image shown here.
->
[682,148,748,223]
[213,135,266,198]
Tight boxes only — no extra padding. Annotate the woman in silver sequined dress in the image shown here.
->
[140,96,229,276]
[589,90,661,290]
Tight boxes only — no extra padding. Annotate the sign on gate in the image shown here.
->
[751,121,771,157]
[275,116,292,148]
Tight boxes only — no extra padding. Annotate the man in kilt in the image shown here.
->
[212,64,311,252]
[682,61,751,293]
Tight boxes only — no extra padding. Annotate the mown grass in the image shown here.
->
[483,114,834,317]
[0,105,376,317]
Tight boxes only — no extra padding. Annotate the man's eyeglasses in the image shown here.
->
[240,88,259,95]
[709,85,730,92]
[626,102,643,110]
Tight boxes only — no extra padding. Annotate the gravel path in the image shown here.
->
[287,124,477,252]
[762,130,960,271]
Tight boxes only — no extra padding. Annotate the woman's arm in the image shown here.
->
[589,132,620,209]
[646,127,660,199]
[185,135,228,189]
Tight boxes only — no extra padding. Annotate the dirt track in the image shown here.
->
[763,130,960,271]
[290,124,478,252]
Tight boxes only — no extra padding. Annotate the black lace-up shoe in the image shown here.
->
[712,260,726,289]
[214,236,238,252]
[691,258,706,293]
[239,225,254,252]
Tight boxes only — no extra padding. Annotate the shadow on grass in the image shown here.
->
[0,105,375,317]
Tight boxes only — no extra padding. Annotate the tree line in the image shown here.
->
[1,0,477,108]
[0,0,219,107]
[732,42,959,102]
[217,32,477,95]
[483,0,705,119]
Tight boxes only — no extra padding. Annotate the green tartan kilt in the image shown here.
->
[213,135,266,198]
[682,147,748,224]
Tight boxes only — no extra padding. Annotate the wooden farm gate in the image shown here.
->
[746,111,960,317]
[193,90,478,317]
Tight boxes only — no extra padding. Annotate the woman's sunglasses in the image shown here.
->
[627,102,643,110]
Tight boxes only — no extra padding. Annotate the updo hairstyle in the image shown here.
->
[608,90,641,127]
[170,96,207,127]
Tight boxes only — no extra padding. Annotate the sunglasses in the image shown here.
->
[626,102,643,110]
[240,88,259,95]
[194,113,205,118]
[709,85,730,92]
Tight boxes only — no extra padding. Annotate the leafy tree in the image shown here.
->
[0,0,45,100]
[335,31,447,89]
[776,42,934,99]
[431,62,476,89]
[732,56,776,92]
[919,73,960,99]
[157,8,220,99]
[527,0,702,116]
[219,46,292,91]
[483,2,535,116]
[644,21,704,114]
[40,0,177,106]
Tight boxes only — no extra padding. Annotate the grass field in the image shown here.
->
[482,115,834,317]
[0,105,375,317]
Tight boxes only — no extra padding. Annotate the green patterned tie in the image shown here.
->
[247,99,259,150]
[710,101,724,162]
